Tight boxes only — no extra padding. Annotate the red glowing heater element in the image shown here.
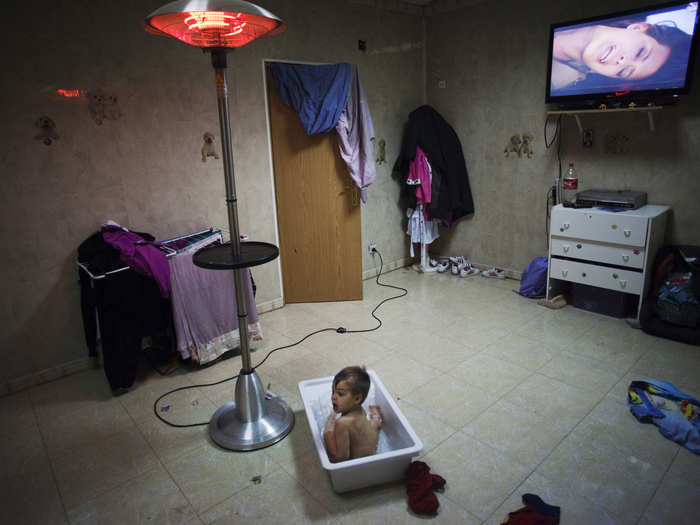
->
[145,0,286,48]
[56,89,85,98]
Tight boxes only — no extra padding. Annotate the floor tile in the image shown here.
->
[482,471,621,525]
[0,461,67,524]
[502,373,602,429]
[538,351,622,393]
[200,468,336,524]
[426,432,530,520]
[163,441,279,513]
[67,465,199,525]
[447,353,532,397]
[395,399,458,453]
[462,399,571,470]
[638,466,700,525]
[51,427,160,510]
[481,332,562,371]
[336,480,480,525]
[367,354,442,399]
[402,373,499,428]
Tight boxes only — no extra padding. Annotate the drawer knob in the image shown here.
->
[620,280,627,288]
[622,255,630,262]
[581,272,586,278]
[561,269,568,277]
[624,229,632,237]
[612,273,619,279]
[563,245,570,253]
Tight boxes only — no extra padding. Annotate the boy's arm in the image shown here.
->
[323,416,350,463]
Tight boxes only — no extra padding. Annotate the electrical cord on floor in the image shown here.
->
[153,247,407,428]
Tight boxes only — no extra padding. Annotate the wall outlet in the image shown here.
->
[368,243,377,253]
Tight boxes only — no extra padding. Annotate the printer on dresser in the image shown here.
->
[547,203,670,325]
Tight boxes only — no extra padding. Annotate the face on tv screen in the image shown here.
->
[548,2,699,98]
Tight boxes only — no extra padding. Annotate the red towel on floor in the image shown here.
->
[405,461,446,515]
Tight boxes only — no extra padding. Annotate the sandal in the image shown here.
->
[481,267,506,279]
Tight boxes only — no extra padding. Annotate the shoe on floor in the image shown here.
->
[481,267,506,279]
[460,263,480,277]
[436,260,450,273]
[450,256,467,275]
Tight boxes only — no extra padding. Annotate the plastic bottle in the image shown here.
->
[563,162,578,205]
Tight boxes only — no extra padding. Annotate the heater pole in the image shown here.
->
[211,48,252,373]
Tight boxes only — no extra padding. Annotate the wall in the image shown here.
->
[426,0,700,273]
[0,0,425,394]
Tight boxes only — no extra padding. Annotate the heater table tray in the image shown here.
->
[193,241,279,270]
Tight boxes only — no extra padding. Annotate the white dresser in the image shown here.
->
[547,204,670,323]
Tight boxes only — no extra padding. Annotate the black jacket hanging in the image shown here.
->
[394,105,474,221]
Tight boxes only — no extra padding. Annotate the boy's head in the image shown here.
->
[331,366,370,414]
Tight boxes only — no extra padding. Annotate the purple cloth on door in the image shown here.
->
[169,244,258,361]
[102,226,171,298]
[335,65,376,203]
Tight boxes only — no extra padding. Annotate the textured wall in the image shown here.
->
[427,0,700,271]
[0,0,424,390]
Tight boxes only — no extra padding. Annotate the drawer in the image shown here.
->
[549,258,643,295]
[551,207,647,247]
[550,238,645,269]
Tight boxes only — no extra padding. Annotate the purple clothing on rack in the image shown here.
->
[335,65,376,203]
[169,240,259,362]
[102,226,171,298]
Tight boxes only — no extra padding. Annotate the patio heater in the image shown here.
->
[145,0,293,451]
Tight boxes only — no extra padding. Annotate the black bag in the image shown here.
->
[640,245,700,345]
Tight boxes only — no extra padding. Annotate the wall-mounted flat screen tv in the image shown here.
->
[546,1,700,107]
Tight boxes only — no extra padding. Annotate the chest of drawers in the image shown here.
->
[547,204,670,323]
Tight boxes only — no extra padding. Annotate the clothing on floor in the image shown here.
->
[394,105,475,222]
[102,225,171,298]
[335,64,376,202]
[169,235,262,364]
[405,461,446,516]
[269,62,351,135]
[627,379,700,454]
[501,493,561,524]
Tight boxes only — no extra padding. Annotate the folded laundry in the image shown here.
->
[405,461,446,516]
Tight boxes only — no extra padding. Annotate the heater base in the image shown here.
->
[209,397,294,451]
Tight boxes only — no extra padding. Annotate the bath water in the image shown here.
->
[310,392,390,455]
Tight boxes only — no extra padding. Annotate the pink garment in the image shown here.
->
[169,238,260,363]
[335,65,376,203]
[407,147,432,207]
[102,226,170,298]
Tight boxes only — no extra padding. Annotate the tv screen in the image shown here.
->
[546,1,700,106]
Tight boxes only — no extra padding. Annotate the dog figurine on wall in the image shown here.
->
[504,134,521,157]
[201,132,220,162]
[372,137,386,165]
[519,133,534,158]
[35,116,59,145]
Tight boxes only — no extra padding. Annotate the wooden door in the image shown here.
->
[267,69,362,302]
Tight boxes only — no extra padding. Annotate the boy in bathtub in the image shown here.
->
[323,366,383,463]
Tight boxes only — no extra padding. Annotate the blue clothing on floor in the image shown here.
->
[627,379,700,454]
[270,62,351,135]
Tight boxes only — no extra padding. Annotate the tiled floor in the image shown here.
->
[2,268,699,524]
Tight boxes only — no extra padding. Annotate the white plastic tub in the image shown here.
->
[298,369,423,493]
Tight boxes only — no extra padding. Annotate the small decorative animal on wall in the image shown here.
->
[87,89,106,125]
[201,132,220,162]
[35,116,59,145]
[504,134,521,157]
[373,137,386,165]
[519,133,534,158]
[87,89,122,125]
